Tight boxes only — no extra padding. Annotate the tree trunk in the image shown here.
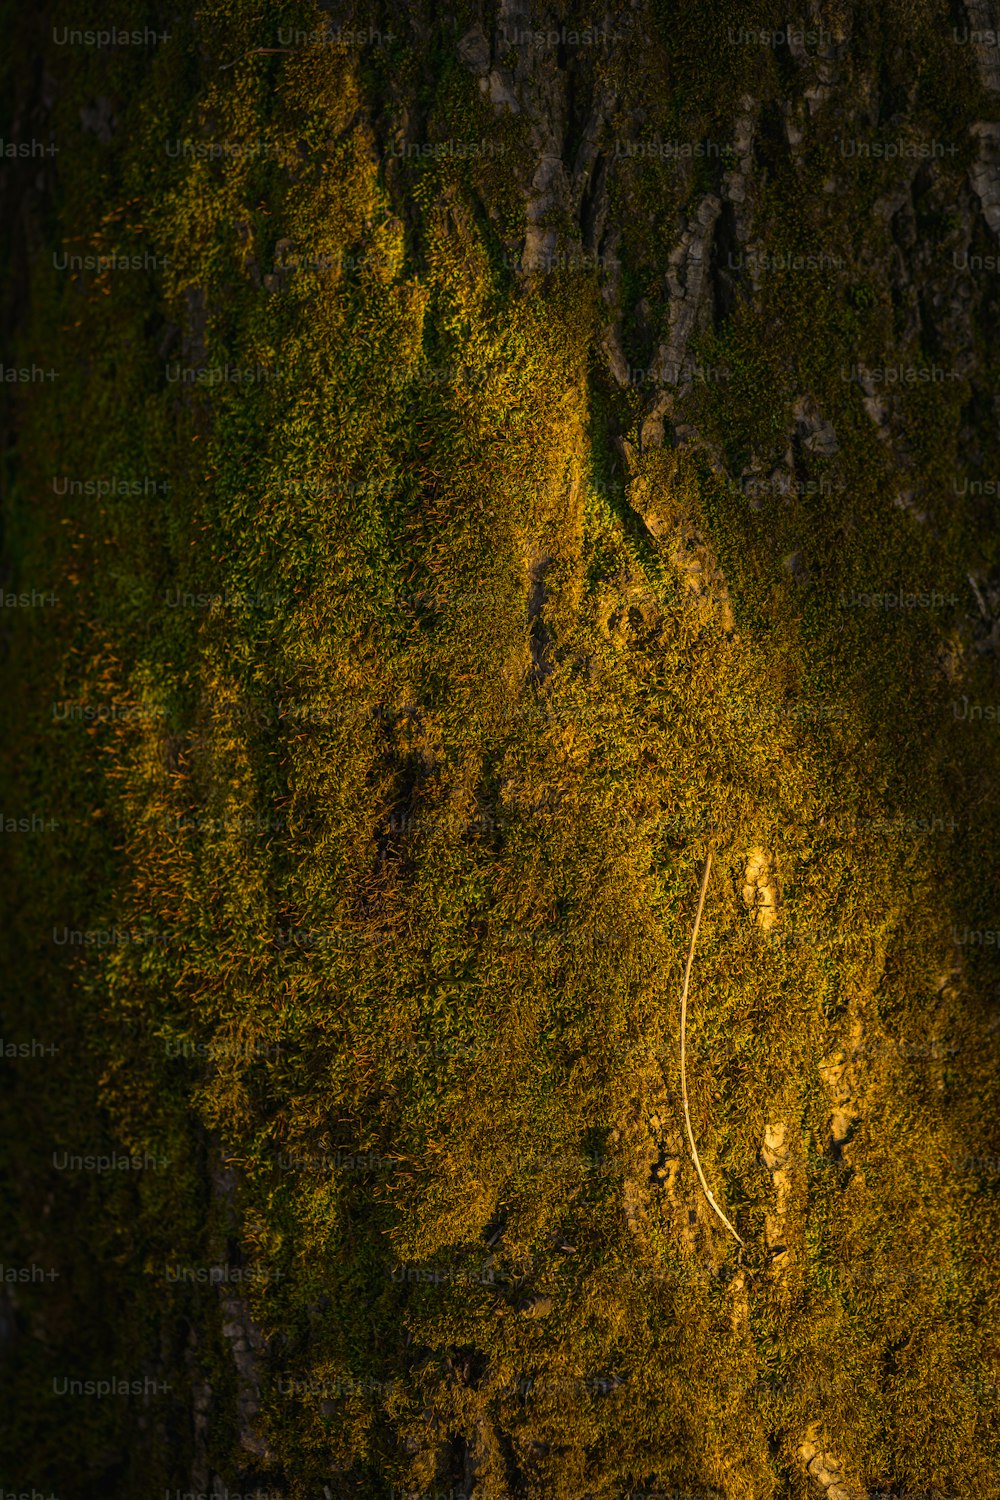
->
[2,2,999,1497]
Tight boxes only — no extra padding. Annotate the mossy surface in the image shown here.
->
[1,2,999,1497]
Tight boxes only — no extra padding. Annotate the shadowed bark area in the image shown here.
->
[1,2,999,1497]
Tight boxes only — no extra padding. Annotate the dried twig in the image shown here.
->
[679,847,744,1246]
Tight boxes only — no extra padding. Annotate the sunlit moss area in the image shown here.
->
[1,2,999,1497]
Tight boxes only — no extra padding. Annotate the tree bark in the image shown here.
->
[2,2,999,1497]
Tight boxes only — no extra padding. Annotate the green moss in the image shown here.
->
[2,0,999,1495]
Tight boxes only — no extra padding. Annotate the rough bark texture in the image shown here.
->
[2,2,1000,1498]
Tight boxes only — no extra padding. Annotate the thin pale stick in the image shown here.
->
[679,847,744,1246]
